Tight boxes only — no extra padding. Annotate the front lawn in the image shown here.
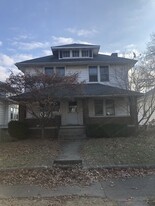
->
[0,197,117,206]
[0,139,59,169]
[81,134,155,167]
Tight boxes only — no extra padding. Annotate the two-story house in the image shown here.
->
[15,43,140,138]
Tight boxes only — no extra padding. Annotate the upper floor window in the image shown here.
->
[62,50,70,58]
[45,67,54,75]
[100,66,109,82]
[72,50,79,57]
[56,67,65,77]
[89,66,98,82]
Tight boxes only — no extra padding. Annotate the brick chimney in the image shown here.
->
[111,53,118,57]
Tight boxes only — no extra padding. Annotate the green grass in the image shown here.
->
[0,139,59,169]
[81,133,155,167]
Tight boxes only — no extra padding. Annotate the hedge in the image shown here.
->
[8,121,29,140]
[86,124,135,138]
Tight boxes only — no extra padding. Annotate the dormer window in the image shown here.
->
[52,43,99,59]
[62,50,70,58]
[72,50,79,57]
[82,49,93,58]
[82,50,89,57]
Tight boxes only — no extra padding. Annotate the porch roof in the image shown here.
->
[0,94,15,103]
[12,83,141,101]
[78,83,141,97]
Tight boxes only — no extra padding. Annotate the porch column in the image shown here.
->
[129,96,138,126]
[19,105,26,121]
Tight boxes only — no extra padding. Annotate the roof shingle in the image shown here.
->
[16,53,137,67]
[12,83,141,101]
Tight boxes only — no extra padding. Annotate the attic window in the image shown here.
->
[82,49,93,57]
[62,50,70,58]
[82,50,89,57]
[72,50,79,57]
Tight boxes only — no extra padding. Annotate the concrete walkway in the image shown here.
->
[0,174,155,205]
[55,140,83,161]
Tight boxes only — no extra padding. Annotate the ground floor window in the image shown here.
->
[94,99,115,116]
[39,101,60,117]
[94,100,103,115]
[10,106,18,120]
[105,99,115,116]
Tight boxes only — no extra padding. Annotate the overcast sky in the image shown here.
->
[0,0,155,81]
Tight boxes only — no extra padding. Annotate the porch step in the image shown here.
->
[53,159,82,168]
[58,126,86,140]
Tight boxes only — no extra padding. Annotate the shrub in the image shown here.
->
[86,124,134,138]
[8,121,29,140]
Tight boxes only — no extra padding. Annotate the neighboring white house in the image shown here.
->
[15,43,140,137]
[138,88,155,126]
[0,82,18,128]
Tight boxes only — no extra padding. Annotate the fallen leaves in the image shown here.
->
[0,167,155,188]
[0,139,59,169]
[81,135,155,166]
[0,197,118,206]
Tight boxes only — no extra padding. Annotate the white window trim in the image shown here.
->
[58,49,94,59]
[99,66,109,82]
[93,99,115,117]
[44,66,66,76]
[88,66,98,82]
[88,65,110,83]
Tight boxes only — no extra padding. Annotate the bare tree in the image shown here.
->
[6,72,82,138]
[129,34,155,126]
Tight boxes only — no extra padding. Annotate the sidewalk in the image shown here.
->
[0,174,154,205]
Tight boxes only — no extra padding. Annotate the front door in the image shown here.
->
[61,100,83,125]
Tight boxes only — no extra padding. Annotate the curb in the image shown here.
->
[0,164,155,172]
[0,166,52,172]
[83,164,155,170]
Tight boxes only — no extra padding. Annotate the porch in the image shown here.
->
[19,95,138,138]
